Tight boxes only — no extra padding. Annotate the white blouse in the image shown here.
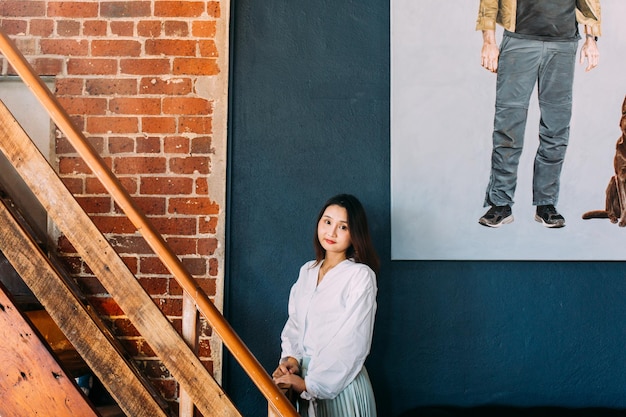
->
[280,259,377,400]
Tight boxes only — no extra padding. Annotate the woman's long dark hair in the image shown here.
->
[313,194,380,274]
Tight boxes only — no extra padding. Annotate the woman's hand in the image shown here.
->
[272,356,300,379]
[274,373,307,394]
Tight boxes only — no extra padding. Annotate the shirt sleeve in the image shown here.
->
[304,265,377,399]
[279,266,306,361]
[475,0,498,31]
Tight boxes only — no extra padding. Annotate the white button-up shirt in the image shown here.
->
[280,259,377,399]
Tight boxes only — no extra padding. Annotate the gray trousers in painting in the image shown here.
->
[484,35,579,208]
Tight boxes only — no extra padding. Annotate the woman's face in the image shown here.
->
[317,204,352,257]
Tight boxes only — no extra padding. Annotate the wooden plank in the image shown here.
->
[180,292,199,417]
[0,284,99,417]
[0,199,171,417]
[0,96,241,416]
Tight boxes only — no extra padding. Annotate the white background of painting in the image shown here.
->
[391,1,626,260]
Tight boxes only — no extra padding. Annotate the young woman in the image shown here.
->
[273,194,379,417]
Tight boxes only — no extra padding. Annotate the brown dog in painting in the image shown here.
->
[582,95,626,226]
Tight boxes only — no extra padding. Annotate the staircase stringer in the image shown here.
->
[0,197,171,417]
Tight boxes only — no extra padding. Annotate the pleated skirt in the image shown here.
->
[298,357,377,417]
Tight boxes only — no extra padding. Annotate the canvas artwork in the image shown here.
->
[391,0,626,260]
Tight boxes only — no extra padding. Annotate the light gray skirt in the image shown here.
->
[298,357,377,417]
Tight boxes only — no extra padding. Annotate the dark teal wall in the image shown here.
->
[225,1,626,416]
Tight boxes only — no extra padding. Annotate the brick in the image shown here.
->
[154,1,205,18]
[57,19,80,36]
[108,136,135,154]
[139,256,170,274]
[13,37,36,54]
[137,20,161,38]
[101,1,151,18]
[155,297,182,317]
[199,40,218,57]
[173,58,219,75]
[55,137,76,155]
[92,215,136,234]
[55,78,84,95]
[199,216,218,234]
[151,217,197,235]
[41,38,88,55]
[178,116,212,134]
[1,20,27,35]
[58,156,92,175]
[164,136,190,154]
[115,196,166,215]
[145,39,196,57]
[61,177,84,194]
[198,238,218,256]
[75,196,112,214]
[92,39,141,57]
[83,20,107,36]
[110,20,134,36]
[207,1,220,18]
[191,136,213,154]
[138,277,169,295]
[87,116,139,133]
[136,136,161,153]
[163,97,212,115]
[25,58,63,76]
[57,96,107,115]
[120,58,170,75]
[208,257,218,277]
[31,19,54,36]
[114,156,166,174]
[168,197,219,215]
[194,277,216,297]
[151,379,176,400]
[195,177,208,195]
[169,156,209,175]
[140,177,193,195]
[67,58,117,75]
[108,235,152,254]
[0,1,46,17]
[86,78,137,96]
[90,296,124,316]
[181,257,205,275]
[164,237,197,256]
[200,359,214,374]
[141,117,177,134]
[110,97,161,115]
[191,21,216,38]
[197,338,212,357]
[57,235,77,254]
[48,2,98,17]
[164,20,188,37]
[139,77,192,95]
[85,177,137,195]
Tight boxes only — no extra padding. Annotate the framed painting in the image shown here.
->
[391,0,626,260]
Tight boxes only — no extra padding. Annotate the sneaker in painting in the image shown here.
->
[535,204,565,228]
[478,205,513,228]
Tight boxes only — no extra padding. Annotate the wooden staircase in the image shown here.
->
[0,28,298,417]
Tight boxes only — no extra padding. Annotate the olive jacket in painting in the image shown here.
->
[476,0,602,36]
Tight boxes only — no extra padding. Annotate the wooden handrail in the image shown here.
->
[0,29,297,417]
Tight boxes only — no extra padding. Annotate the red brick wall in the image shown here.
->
[0,1,229,411]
